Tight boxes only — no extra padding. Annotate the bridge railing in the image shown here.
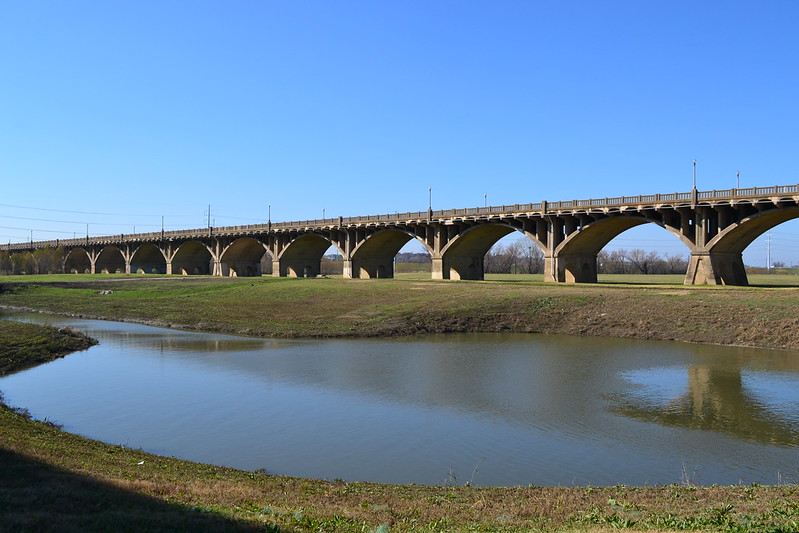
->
[6,183,799,250]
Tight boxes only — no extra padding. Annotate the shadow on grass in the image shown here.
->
[0,448,281,533]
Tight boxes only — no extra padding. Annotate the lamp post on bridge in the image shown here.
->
[737,171,740,189]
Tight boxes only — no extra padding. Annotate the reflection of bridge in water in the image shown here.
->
[113,329,799,447]
[613,352,799,447]
[8,184,799,285]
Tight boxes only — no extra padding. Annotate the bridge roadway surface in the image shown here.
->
[7,184,799,285]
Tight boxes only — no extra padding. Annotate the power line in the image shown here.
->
[0,214,160,227]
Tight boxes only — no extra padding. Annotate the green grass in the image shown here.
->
[0,320,97,375]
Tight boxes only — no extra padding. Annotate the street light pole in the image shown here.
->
[428,187,432,210]
[693,159,697,190]
[484,194,487,207]
[736,171,740,189]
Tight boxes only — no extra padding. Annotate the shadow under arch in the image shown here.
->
[130,244,167,274]
[95,246,126,274]
[171,240,213,276]
[554,216,691,283]
[277,233,337,277]
[439,223,546,280]
[349,228,430,279]
[63,247,91,274]
[219,237,267,277]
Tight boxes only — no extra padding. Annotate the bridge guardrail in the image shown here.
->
[6,183,798,250]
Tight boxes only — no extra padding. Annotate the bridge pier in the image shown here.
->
[276,258,320,277]
[347,258,394,279]
[685,250,748,285]
[552,252,598,283]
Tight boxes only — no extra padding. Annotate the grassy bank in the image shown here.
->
[2,276,799,531]
[2,275,799,349]
[0,319,97,375]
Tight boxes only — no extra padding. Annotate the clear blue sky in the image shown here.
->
[2,1,798,265]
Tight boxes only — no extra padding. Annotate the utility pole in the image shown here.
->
[767,231,772,273]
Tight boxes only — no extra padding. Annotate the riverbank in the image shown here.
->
[0,319,97,375]
[2,275,799,349]
[2,277,799,531]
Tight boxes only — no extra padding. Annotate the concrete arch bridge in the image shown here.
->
[8,184,799,286]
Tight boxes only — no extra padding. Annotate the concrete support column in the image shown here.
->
[349,258,394,279]
[441,255,484,280]
[684,249,748,285]
[165,261,172,275]
[543,254,557,282]
[124,261,131,274]
[342,259,354,279]
[553,252,598,283]
[431,257,445,279]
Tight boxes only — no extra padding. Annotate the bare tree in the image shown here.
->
[624,249,662,274]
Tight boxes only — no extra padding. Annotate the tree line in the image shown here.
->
[0,248,67,275]
[0,245,691,276]
[482,242,688,275]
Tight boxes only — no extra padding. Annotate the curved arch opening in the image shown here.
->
[277,234,334,278]
[598,223,691,279]
[95,246,126,274]
[130,244,167,274]
[555,217,690,283]
[350,229,418,279]
[64,248,91,274]
[172,241,213,276]
[484,231,546,277]
[440,223,543,280]
[220,237,267,277]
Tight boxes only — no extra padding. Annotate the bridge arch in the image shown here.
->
[553,215,691,282]
[438,223,546,280]
[171,240,213,275]
[349,228,430,279]
[63,247,91,274]
[277,233,337,277]
[130,244,167,274]
[708,205,799,253]
[95,246,126,274]
[691,205,799,285]
[219,237,268,277]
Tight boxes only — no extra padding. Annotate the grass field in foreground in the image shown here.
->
[2,279,799,531]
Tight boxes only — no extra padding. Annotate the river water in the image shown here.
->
[2,311,798,486]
